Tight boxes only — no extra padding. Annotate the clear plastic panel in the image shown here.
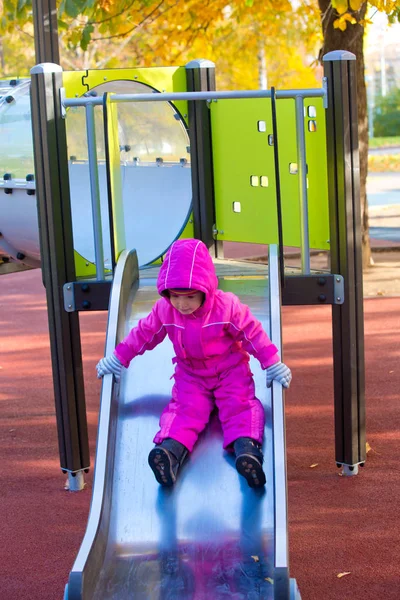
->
[66,80,190,165]
[67,79,192,268]
[0,80,34,179]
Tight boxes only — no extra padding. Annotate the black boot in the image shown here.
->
[148,438,188,487]
[233,437,266,488]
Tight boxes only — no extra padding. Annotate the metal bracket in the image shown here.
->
[63,281,112,312]
[281,274,344,306]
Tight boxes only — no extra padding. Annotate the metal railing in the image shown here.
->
[61,83,329,277]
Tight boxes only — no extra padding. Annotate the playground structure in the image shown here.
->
[0,64,332,273]
[0,51,365,599]
[0,71,195,271]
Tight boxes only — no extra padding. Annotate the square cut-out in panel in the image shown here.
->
[289,163,298,175]
[308,120,317,132]
[233,201,241,213]
[268,134,274,146]
[250,175,259,187]
[308,105,317,118]
[257,120,266,132]
[260,176,269,187]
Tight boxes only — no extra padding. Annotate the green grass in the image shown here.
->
[369,136,400,149]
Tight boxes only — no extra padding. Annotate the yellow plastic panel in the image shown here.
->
[63,67,191,274]
[179,215,194,239]
[74,250,97,278]
[83,67,188,125]
[103,93,126,260]
[62,71,88,99]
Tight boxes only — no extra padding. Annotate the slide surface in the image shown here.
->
[66,249,299,600]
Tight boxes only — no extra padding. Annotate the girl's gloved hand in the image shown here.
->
[96,354,123,382]
[266,361,292,389]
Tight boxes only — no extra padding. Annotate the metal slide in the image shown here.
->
[65,246,301,600]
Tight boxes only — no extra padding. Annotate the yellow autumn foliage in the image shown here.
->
[332,0,350,15]
[330,0,399,31]
[334,12,357,30]
[1,0,399,86]
[349,0,364,8]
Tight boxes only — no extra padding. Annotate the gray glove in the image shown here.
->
[96,354,123,382]
[266,361,292,389]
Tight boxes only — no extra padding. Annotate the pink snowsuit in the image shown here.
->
[114,238,279,452]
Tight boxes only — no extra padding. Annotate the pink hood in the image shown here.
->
[157,239,218,313]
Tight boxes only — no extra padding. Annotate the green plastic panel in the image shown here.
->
[211,97,330,249]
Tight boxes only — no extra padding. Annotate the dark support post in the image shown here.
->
[185,60,220,255]
[30,64,90,488]
[32,0,60,64]
[323,51,366,473]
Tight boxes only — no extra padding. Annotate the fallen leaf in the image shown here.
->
[251,555,259,562]
[389,371,394,374]
[264,577,273,584]
[377,291,385,296]
[309,463,319,468]
[337,572,351,578]
[366,442,372,454]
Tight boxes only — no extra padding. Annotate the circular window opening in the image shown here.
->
[67,79,192,268]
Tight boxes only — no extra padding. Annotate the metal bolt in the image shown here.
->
[184,114,187,118]
[103,77,107,81]
[68,304,72,309]
[220,230,224,234]
[67,285,71,290]
[336,277,341,283]
[134,75,138,80]
[337,297,341,302]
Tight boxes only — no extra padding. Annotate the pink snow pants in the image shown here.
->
[153,356,265,452]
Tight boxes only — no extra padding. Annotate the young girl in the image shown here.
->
[96,238,291,489]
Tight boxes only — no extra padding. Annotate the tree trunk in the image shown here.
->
[257,39,268,90]
[318,0,371,268]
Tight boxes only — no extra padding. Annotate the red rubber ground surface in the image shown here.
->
[0,269,399,599]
